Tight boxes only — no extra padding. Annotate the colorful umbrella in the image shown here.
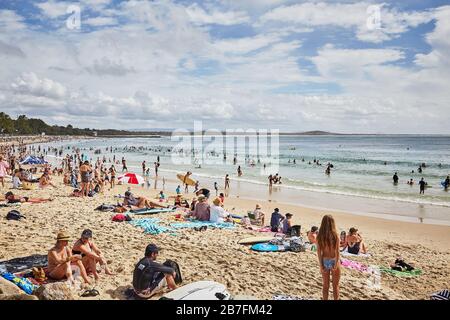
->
[118,172,145,185]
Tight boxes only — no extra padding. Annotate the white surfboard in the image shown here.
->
[161,281,231,300]
[238,236,275,245]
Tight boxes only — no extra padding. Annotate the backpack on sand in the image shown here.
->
[6,210,25,221]
[163,259,182,284]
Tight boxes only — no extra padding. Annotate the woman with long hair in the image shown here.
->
[317,215,341,300]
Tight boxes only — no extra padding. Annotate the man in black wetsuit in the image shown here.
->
[393,172,399,184]
[132,244,177,299]
[419,178,426,194]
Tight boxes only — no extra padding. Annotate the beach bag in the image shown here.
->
[163,259,182,284]
[1,272,38,294]
[112,214,132,222]
[289,238,306,252]
[290,225,301,237]
[6,210,25,221]
[22,181,35,190]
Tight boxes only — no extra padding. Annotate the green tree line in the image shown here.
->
[0,112,169,136]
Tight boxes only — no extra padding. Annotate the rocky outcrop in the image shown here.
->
[34,282,78,300]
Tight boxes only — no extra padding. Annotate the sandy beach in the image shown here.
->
[1,175,449,300]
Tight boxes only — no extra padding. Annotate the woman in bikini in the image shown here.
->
[317,215,340,300]
[109,165,116,189]
[47,231,91,285]
[5,191,52,203]
[72,229,114,282]
[346,227,367,254]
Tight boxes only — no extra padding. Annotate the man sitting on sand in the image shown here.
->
[4,191,52,203]
[47,231,91,285]
[346,227,368,254]
[190,194,210,221]
[72,229,114,281]
[132,244,177,299]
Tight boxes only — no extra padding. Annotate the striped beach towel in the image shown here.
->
[430,289,449,300]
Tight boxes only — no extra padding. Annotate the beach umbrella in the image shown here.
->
[118,172,145,185]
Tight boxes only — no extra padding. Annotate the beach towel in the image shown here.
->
[1,272,39,294]
[430,289,449,300]
[341,247,371,258]
[0,254,48,274]
[272,294,313,300]
[170,220,235,230]
[340,258,370,273]
[95,204,117,212]
[129,218,174,235]
[379,266,422,277]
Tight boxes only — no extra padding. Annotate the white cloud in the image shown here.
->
[84,16,118,27]
[212,34,280,55]
[11,72,68,100]
[0,10,27,31]
[186,3,250,26]
[260,2,434,43]
[0,2,449,133]
[35,1,73,19]
[414,6,450,68]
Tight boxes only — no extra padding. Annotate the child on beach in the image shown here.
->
[317,215,340,300]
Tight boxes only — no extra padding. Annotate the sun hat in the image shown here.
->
[56,231,70,241]
[213,197,221,206]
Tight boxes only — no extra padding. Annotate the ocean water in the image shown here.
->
[40,135,450,224]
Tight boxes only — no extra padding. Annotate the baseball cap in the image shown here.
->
[145,243,160,255]
[81,229,93,239]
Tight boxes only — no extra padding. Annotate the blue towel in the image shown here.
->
[129,218,174,235]
[170,220,235,230]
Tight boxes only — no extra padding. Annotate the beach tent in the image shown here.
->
[19,155,47,166]
[118,172,145,185]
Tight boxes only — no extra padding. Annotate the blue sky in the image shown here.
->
[0,0,449,133]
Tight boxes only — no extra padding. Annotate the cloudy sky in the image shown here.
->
[0,0,449,133]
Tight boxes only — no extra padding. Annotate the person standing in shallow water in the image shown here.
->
[224,174,230,189]
[419,178,426,194]
[317,215,340,300]
[393,172,399,184]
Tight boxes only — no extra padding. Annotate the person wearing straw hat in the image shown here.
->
[191,194,210,221]
[250,204,265,226]
[210,197,232,223]
[47,231,91,285]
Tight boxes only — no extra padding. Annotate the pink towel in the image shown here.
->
[340,258,370,273]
